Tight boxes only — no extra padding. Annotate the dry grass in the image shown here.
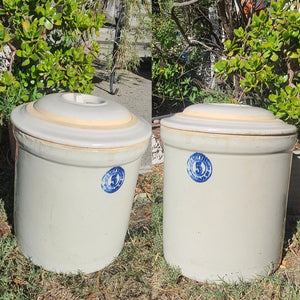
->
[0,130,153,299]
[0,170,153,299]
[1,128,300,299]
[151,164,300,300]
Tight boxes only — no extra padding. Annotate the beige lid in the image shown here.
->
[11,93,151,148]
[161,103,297,136]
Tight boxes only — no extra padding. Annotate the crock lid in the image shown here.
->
[161,103,297,136]
[11,93,151,148]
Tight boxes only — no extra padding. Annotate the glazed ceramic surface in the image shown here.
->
[161,103,297,282]
[11,93,151,274]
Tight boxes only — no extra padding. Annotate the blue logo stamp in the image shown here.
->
[101,166,125,193]
[187,153,212,183]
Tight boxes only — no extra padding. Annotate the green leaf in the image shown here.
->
[52,13,62,21]
[288,52,299,59]
[47,80,54,87]
[189,93,196,102]
[285,86,293,95]
[16,50,23,57]
[39,17,46,26]
[36,6,45,15]
[22,95,29,101]
[262,50,271,59]
[252,14,261,25]
[224,40,232,50]
[44,19,53,30]
[234,27,244,38]
[271,53,278,62]
[245,73,254,83]
[269,94,277,102]
[0,24,5,40]
[282,75,288,83]
[22,58,30,66]
[30,54,39,61]
[214,60,227,73]
[22,20,30,32]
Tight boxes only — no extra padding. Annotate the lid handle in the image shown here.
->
[63,93,107,105]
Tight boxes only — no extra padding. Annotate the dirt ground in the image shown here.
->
[1,120,300,299]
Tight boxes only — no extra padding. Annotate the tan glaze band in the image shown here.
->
[27,102,138,130]
[161,125,294,137]
[17,129,148,151]
[179,110,279,123]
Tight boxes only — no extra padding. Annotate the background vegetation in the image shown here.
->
[152,0,248,114]
[0,0,105,125]
[152,0,299,132]
[1,160,300,299]
[91,0,151,73]
[0,153,153,299]
[215,0,300,128]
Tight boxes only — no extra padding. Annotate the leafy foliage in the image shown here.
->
[152,0,251,113]
[152,5,225,107]
[214,0,300,128]
[89,0,151,72]
[0,0,105,124]
[117,0,151,71]
[152,13,197,102]
[153,61,199,102]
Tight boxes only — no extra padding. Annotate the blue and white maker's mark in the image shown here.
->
[101,166,125,193]
[187,153,212,183]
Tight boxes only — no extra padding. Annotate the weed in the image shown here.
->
[1,162,300,299]
[151,164,300,300]
[0,165,153,299]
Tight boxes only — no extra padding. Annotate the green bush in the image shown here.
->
[152,1,232,111]
[214,0,300,129]
[152,12,193,102]
[152,61,199,102]
[0,0,105,124]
